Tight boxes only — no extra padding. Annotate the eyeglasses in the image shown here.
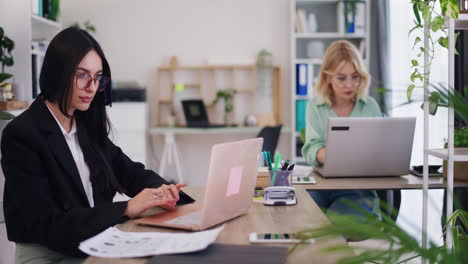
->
[75,71,110,92]
[332,73,361,88]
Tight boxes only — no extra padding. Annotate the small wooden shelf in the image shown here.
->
[0,101,28,110]
[426,148,468,162]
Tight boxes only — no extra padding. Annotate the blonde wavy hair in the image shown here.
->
[314,40,370,105]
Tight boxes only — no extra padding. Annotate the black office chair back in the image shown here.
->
[256,125,282,154]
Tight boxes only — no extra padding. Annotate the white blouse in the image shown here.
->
[46,105,94,207]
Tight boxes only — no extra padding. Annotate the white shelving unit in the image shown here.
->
[420,15,468,249]
[31,13,62,100]
[290,0,370,163]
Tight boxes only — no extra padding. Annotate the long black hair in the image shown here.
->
[40,27,124,195]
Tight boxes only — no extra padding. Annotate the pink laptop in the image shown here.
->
[136,138,263,231]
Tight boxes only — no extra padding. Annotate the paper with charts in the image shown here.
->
[79,225,224,258]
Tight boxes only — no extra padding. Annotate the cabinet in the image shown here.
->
[155,65,281,127]
[290,0,370,163]
[107,102,147,164]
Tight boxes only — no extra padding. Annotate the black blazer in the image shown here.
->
[1,98,193,256]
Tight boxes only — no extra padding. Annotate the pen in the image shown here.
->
[281,160,290,171]
[287,164,295,171]
[274,153,281,171]
[266,152,273,170]
[262,152,269,167]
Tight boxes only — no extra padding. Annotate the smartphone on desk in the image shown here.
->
[409,165,442,177]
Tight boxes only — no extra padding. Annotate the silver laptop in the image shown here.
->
[136,138,263,231]
[314,117,416,177]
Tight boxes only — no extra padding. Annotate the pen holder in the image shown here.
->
[269,170,293,187]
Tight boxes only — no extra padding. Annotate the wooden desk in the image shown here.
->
[301,172,468,190]
[84,186,348,264]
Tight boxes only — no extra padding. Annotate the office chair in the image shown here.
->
[256,125,282,154]
[376,190,401,222]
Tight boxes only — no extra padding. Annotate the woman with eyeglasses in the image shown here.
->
[301,40,381,223]
[1,27,193,263]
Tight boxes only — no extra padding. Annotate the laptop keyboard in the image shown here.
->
[165,211,202,226]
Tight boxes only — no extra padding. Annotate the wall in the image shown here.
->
[61,0,291,185]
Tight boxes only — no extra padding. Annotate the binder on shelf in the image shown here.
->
[38,0,43,17]
[354,2,365,34]
[42,0,51,19]
[337,2,345,33]
[296,100,308,132]
[337,1,365,34]
[296,63,308,96]
[295,9,307,33]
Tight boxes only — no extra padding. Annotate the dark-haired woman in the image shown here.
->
[1,27,193,263]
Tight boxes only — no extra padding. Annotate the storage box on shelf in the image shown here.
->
[290,0,370,164]
[155,65,281,127]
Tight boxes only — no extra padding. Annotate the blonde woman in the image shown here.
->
[301,40,381,219]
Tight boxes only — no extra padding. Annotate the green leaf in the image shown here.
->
[411,59,419,67]
[438,36,449,49]
[413,36,422,49]
[0,111,15,120]
[413,3,421,26]
[0,27,4,38]
[0,73,12,83]
[419,47,426,53]
[422,4,431,22]
[441,0,459,19]
[2,57,13,67]
[407,84,416,102]
[431,16,445,32]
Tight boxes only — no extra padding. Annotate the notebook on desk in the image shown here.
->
[314,117,416,178]
[136,138,263,231]
[182,100,226,128]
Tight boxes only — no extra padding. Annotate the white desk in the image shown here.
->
[148,126,289,183]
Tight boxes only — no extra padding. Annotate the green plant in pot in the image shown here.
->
[292,202,468,263]
[0,26,14,84]
[213,89,237,126]
[443,126,468,180]
[0,26,16,121]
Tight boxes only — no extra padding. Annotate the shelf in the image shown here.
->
[31,15,61,29]
[0,101,28,110]
[425,148,468,162]
[295,32,366,39]
[295,58,323,64]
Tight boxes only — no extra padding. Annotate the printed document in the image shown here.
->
[79,225,223,258]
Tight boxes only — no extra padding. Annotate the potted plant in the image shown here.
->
[0,26,16,121]
[0,26,15,102]
[443,126,468,180]
[212,89,237,126]
[292,204,468,263]
[0,26,14,84]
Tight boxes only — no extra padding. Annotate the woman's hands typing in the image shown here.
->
[124,183,186,219]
